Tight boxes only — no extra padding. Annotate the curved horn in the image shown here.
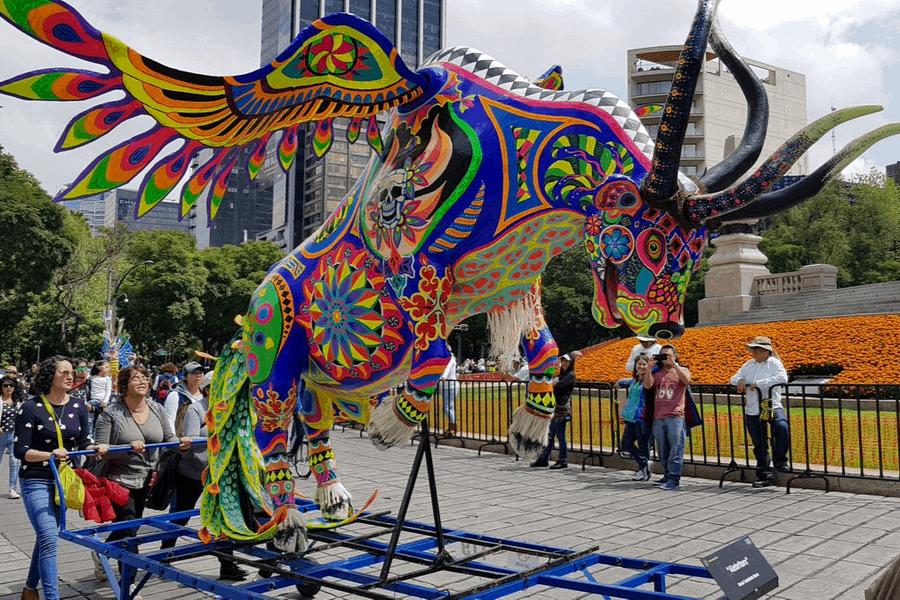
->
[684,105,885,222]
[698,21,769,193]
[718,122,900,223]
[640,0,719,204]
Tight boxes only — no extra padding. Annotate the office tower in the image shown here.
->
[103,189,190,234]
[190,147,275,249]
[59,192,108,236]
[627,45,808,180]
[256,0,445,251]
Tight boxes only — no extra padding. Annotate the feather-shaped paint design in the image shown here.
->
[136,140,203,218]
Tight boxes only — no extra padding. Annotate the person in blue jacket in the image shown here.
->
[615,353,653,481]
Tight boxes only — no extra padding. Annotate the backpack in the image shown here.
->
[156,374,174,403]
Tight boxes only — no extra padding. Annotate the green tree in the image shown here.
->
[194,241,284,351]
[0,147,81,363]
[119,230,207,360]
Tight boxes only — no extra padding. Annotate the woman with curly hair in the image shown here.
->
[94,365,190,583]
[0,374,25,498]
[14,356,108,600]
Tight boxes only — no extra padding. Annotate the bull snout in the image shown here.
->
[649,322,684,340]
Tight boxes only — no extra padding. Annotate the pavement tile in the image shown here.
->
[844,544,900,568]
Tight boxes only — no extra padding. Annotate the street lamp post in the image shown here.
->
[104,260,153,386]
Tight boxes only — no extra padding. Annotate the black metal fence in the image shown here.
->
[423,380,900,483]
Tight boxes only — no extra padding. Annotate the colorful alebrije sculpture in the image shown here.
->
[3,0,898,549]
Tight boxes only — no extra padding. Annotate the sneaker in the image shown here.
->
[752,479,774,488]
[529,459,549,468]
[660,481,680,491]
[548,462,568,470]
[653,477,669,486]
[219,562,249,581]
[631,466,651,481]
[8,489,19,499]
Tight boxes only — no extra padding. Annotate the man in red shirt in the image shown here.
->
[643,345,691,490]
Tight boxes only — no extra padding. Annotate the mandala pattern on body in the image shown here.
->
[296,244,405,382]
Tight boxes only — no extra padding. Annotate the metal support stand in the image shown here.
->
[379,417,449,581]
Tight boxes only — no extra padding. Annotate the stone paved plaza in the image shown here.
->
[0,427,897,600]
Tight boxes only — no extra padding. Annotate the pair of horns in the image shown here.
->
[639,0,900,228]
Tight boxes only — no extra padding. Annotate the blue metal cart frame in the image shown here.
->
[51,427,732,600]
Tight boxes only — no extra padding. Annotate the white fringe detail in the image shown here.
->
[486,293,541,373]
[315,481,353,521]
[507,405,550,458]
[273,506,308,553]
[367,400,416,450]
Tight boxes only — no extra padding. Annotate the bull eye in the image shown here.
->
[618,191,637,208]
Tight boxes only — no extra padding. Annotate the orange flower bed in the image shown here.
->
[576,315,900,384]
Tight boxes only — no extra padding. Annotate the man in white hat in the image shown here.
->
[625,336,661,372]
[730,336,790,487]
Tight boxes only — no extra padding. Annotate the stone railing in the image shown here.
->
[751,264,838,308]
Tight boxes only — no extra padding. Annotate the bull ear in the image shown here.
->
[534,65,564,91]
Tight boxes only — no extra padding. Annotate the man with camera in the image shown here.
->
[643,345,691,491]
[730,336,790,487]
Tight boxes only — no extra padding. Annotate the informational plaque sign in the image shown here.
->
[701,537,778,600]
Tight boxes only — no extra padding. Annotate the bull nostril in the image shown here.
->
[650,322,684,340]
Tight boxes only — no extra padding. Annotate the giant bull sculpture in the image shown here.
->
[2,0,897,549]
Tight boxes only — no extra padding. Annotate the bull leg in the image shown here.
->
[368,342,451,449]
[508,299,559,458]
[304,424,353,520]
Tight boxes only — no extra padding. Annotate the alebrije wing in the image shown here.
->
[0,1,429,221]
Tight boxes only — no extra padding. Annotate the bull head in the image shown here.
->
[578,0,900,338]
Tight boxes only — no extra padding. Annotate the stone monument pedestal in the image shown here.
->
[697,233,770,324]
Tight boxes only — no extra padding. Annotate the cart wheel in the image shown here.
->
[293,438,311,479]
[296,580,320,598]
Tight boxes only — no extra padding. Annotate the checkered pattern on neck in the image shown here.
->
[423,46,655,161]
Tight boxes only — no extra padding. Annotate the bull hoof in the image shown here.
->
[367,401,416,450]
[507,405,550,459]
[272,507,308,553]
[315,481,353,521]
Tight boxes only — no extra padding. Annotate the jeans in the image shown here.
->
[538,418,568,464]
[652,416,685,484]
[620,420,652,470]
[441,383,457,424]
[22,478,60,600]
[0,432,20,491]
[745,407,790,479]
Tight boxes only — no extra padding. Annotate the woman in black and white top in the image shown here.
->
[0,375,23,498]
[14,356,108,600]
[94,365,190,546]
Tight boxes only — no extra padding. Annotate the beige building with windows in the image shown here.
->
[627,46,808,180]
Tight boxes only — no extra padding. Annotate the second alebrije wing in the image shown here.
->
[0,2,429,220]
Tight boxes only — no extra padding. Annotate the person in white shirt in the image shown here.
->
[439,353,459,436]
[512,358,530,382]
[164,362,207,434]
[625,336,662,372]
[730,336,790,487]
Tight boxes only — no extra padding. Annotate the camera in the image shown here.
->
[653,353,668,366]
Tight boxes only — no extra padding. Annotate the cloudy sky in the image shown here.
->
[0,0,898,197]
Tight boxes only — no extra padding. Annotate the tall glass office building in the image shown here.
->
[255,0,445,251]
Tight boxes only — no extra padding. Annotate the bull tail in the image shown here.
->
[199,332,275,544]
